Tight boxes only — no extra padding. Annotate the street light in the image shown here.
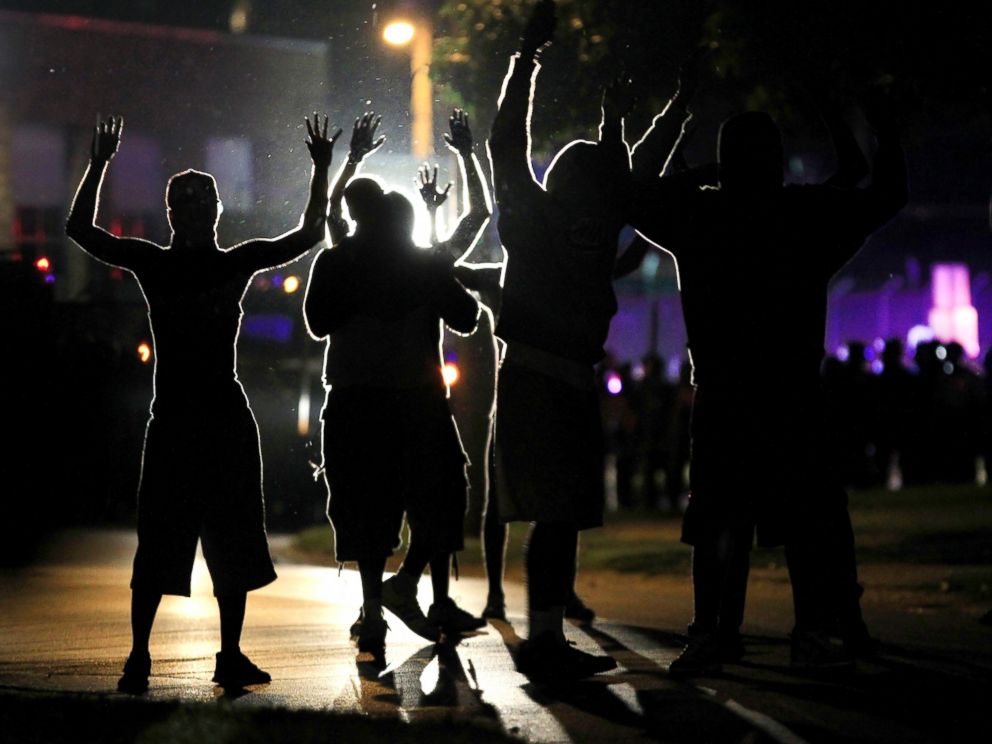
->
[376,2,433,158]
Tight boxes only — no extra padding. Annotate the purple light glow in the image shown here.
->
[929,263,980,358]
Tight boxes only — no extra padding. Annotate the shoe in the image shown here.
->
[357,609,388,659]
[718,632,746,663]
[428,597,486,635]
[668,630,721,677]
[349,608,364,638]
[381,573,440,642]
[212,651,271,688]
[117,651,150,694]
[790,630,855,670]
[564,592,596,624]
[516,634,617,683]
[482,594,508,622]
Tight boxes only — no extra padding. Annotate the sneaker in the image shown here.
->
[516,634,617,683]
[668,630,721,677]
[428,597,486,634]
[564,592,596,624]
[357,609,388,660]
[212,651,271,688]
[381,573,440,642]
[790,630,855,670]
[349,608,364,638]
[117,651,150,694]
[482,594,507,622]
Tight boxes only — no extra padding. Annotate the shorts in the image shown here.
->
[495,359,604,529]
[321,385,469,562]
[682,383,840,548]
[130,386,277,596]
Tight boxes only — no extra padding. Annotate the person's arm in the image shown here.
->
[429,109,492,262]
[629,51,701,181]
[66,116,162,268]
[433,258,480,335]
[303,247,355,339]
[822,108,869,188]
[613,234,652,279]
[229,113,339,272]
[328,112,386,245]
[488,0,555,215]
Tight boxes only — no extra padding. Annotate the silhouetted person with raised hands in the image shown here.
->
[488,0,691,682]
[629,102,907,674]
[66,113,337,693]
[304,113,480,663]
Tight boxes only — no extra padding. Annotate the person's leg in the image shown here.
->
[669,529,728,676]
[482,442,508,618]
[355,554,389,656]
[117,589,161,693]
[130,589,162,656]
[429,553,451,601]
[717,527,752,660]
[525,521,577,643]
[217,592,246,654]
[517,521,616,681]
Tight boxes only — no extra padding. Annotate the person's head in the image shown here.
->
[543,139,631,217]
[166,170,221,239]
[383,191,416,242]
[718,112,783,194]
[343,176,386,227]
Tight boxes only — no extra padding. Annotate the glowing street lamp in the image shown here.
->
[383,20,415,46]
[377,3,434,158]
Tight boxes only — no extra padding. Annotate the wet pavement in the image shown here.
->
[1,530,990,743]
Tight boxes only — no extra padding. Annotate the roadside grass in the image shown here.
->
[287,484,992,599]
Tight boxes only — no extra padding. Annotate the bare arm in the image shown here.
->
[629,51,702,181]
[822,108,870,188]
[488,1,556,213]
[66,116,162,268]
[230,113,339,272]
[425,109,492,262]
[328,112,386,245]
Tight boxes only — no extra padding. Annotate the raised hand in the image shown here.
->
[92,115,123,163]
[521,0,556,57]
[418,164,451,213]
[442,109,473,155]
[305,112,342,170]
[349,112,386,163]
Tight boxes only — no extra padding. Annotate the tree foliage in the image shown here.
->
[433,0,990,151]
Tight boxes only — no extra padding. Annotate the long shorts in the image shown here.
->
[495,359,605,530]
[130,386,277,597]
[321,385,469,562]
[682,383,842,548]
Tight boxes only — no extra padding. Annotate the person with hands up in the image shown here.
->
[304,110,482,661]
[66,112,338,694]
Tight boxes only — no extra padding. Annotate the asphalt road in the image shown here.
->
[1,530,990,743]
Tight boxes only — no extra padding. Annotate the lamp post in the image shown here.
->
[380,5,434,159]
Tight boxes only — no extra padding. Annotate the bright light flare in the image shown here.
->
[283,275,300,294]
[35,256,51,271]
[442,363,460,387]
[606,372,623,395]
[383,20,415,46]
[137,342,152,363]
